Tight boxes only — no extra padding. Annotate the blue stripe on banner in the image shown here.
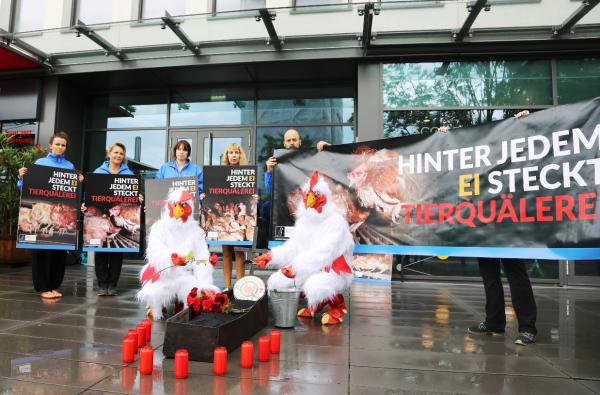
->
[207,241,253,246]
[16,243,75,251]
[82,247,139,252]
[267,241,600,260]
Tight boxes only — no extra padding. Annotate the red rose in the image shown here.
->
[202,299,213,311]
[210,253,218,266]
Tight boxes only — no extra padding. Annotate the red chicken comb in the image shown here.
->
[309,171,320,190]
[178,190,193,203]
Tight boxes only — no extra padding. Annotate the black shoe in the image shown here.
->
[107,288,118,296]
[97,288,108,296]
[467,322,505,336]
[515,332,536,345]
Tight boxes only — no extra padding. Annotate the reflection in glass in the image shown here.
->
[557,58,600,104]
[257,98,354,125]
[383,109,532,138]
[142,0,186,19]
[77,0,113,25]
[87,94,168,129]
[215,0,265,12]
[171,88,254,126]
[383,61,552,108]
[256,125,354,196]
[573,261,600,277]
[13,0,46,32]
[84,130,166,172]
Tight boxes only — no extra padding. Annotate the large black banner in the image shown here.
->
[82,174,141,252]
[272,98,600,260]
[16,165,81,250]
[201,165,258,246]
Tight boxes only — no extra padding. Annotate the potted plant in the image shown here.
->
[0,133,46,263]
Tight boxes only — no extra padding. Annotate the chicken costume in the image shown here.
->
[256,171,354,325]
[138,189,219,320]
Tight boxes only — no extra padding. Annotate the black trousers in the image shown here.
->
[478,258,537,334]
[32,250,66,292]
[94,252,123,289]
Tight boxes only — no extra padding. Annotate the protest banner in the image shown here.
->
[144,177,198,229]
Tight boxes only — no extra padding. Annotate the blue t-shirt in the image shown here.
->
[265,171,272,194]
[155,160,203,193]
[93,160,134,175]
[17,153,75,191]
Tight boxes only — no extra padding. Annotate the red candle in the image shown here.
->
[240,341,254,369]
[121,336,136,363]
[269,330,281,354]
[139,345,154,375]
[127,329,139,349]
[258,336,270,362]
[142,319,152,342]
[136,324,146,348]
[213,347,227,375]
[174,349,189,379]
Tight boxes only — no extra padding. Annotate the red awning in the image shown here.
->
[0,45,44,72]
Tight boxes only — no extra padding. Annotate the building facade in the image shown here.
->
[1,0,600,284]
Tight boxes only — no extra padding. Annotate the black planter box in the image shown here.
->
[162,294,268,362]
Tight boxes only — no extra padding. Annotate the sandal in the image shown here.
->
[52,290,62,297]
[41,291,55,299]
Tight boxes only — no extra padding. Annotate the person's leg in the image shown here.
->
[222,246,233,288]
[32,250,53,298]
[476,258,506,333]
[107,253,123,295]
[94,252,110,295]
[234,251,245,282]
[501,259,537,335]
[50,250,66,296]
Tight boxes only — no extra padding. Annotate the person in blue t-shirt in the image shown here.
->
[155,140,203,193]
[84,142,142,296]
[17,131,82,300]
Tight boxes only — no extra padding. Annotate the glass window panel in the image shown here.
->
[557,58,600,104]
[210,137,244,165]
[257,98,354,125]
[142,0,186,19]
[170,88,254,126]
[216,0,265,13]
[295,0,347,6]
[13,0,45,32]
[256,125,354,195]
[76,0,113,25]
[84,130,166,172]
[574,261,600,277]
[383,109,535,138]
[383,61,552,108]
[87,93,168,129]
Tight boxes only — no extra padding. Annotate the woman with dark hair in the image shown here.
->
[155,140,203,193]
[17,131,83,299]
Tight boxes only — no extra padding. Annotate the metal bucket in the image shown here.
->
[269,288,301,328]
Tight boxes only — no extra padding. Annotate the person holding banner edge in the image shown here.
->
[83,142,143,296]
[441,110,538,346]
[17,131,82,300]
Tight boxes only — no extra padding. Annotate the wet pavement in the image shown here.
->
[0,263,599,394]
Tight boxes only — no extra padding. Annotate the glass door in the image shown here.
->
[566,260,600,286]
[170,128,252,166]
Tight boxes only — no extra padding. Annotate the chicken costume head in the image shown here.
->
[138,188,219,320]
[255,170,355,325]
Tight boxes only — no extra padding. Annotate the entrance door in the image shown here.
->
[566,260,600,286]
[170,128,252,166]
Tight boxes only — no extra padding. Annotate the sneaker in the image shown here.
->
[106,288,118,296]
[515,332,536,345]
[97,288,108,296]
[467,322,505,336]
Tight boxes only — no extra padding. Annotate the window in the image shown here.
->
[141,0,186,19]
[557,58,600,104]
[75,0,112,25]
[294,0,348,6]
[86,93,168,129]
[12,0,46,32]
[170,88,254,126]
[383,61,552,108]
[215,0,265,13]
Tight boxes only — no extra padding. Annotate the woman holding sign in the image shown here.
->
[86,142,139,296]
[220,143,250,289]
[17,131,81,300]
[155,140,204,193]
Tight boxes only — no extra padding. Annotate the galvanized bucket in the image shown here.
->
[269,288,301,328]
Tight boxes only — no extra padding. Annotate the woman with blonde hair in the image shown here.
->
[220,143,248,288]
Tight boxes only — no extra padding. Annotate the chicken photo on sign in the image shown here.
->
[201,166,258,246]
[144,177,198,230]
[16,164,81,250]
[82,174,141,252]
[351,253,393,282]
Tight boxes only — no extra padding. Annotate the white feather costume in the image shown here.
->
[138,189,219,320]
[258,171,354,325]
